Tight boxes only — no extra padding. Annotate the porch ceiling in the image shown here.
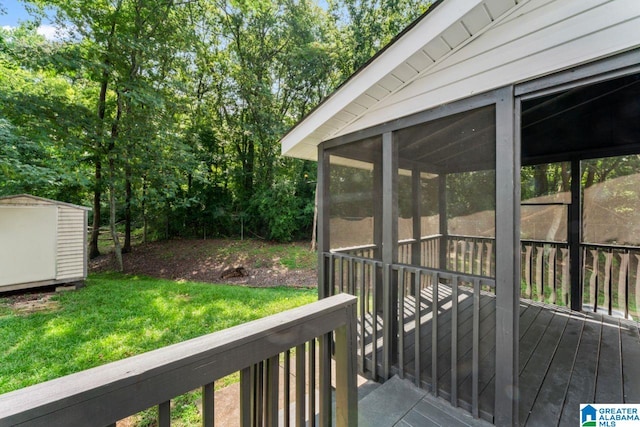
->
[522,73,640,164]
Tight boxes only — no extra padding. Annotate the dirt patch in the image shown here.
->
[90,239,318,288]
[1,292,60,315]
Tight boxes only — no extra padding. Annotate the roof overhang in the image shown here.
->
[282,0,640,161]
[280,0,525,161]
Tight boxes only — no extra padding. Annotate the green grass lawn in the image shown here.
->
[0,273,317,395]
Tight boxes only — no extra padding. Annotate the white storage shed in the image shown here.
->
[0,194,90,292]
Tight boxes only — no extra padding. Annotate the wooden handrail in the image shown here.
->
[0,294,358,427]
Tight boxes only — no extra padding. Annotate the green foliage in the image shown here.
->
[1,0,428,242]
[0,273,316,394]
[329,0,432,77]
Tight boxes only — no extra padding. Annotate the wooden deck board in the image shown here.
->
[595,316,623,402]
[359,288,640,426]
[557,313,602,426]
[524,312,584,426]
[620,321,640,402]
[519,311,570,423]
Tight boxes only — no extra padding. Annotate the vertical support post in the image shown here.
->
[202,382,214,427]
[374,142,384,312]
[382,131,398,378]
[495,87,519,427]
[412,167,422,269]
[569,158,583,311]
[318,145,331,299]
[438,174,448,271]
[335,303,358,427]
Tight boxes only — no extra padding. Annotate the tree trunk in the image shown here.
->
[109,91,123,272]
[560,162,571,192]
[109,175,123,272]
[89,59,111,259]
[89,160,102,259]
[534,164,549,196]
[585,166,596,188]
[123,163,132,253]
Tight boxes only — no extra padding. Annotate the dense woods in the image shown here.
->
[0,0,429,267]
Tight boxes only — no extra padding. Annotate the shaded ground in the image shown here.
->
[90,238,318,288]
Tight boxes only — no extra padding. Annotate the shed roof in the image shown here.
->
[281,0,640,160]
[0,194,91,211]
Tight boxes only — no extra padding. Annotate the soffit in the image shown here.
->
[280,0,524,161]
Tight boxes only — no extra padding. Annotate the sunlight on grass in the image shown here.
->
[0,273,316,395]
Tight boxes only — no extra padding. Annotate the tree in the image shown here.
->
[0,24,94,202]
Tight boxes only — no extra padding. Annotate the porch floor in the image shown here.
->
[359,286,640,426]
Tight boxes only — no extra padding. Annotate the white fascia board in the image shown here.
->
[280,0,485,159]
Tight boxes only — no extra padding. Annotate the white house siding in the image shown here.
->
[55,205,87,281]
[340,0,640,135]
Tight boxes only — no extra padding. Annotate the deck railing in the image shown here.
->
[397,234,638,319]
[322,251,495,420]
[582,243,640,319]
[397,235,495,277]
[0,294,358,427]
[521,239,570,304]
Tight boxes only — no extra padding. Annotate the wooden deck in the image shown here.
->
[360,285,640,426]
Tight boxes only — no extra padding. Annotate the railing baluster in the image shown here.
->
[472,278,480,419]
[295,344,306,427]
[619,251,629,319]
[202,382,214,427]
[524,244,533,299]
[635,254,640,319]
[318,333,332,427]
[159,400,170,427]
[604,250,613,315]
[240,367,251,427]
[487,241,494,278]
[548,246,557,305]
[308,340,316,427]
[338,257,344,294]
[266,356,279,427]
[348,257,355,295]
[536,245,544,302]
[451,275,458,407]
[328,255,335,296]
[414,270,421,387]
[284,350,291,427]
[590,249,599,312]
[256,362,264,426]
[561,248,570,306]
[398,267,405,379]
[431,272,439,396]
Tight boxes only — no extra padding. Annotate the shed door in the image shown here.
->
[0,206,57,287]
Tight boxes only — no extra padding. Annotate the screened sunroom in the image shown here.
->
[281,0,640,425]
